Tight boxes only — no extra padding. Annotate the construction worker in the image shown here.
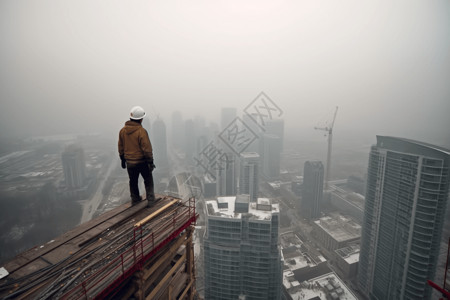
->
[118,106,156,206]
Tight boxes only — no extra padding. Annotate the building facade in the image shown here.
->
[171,110,183,149]
[61,144,86,189]
[204,196,282,300]
[221,107,237,131]
[151,117,169,171]
[217,152,237,196]
[260,134,281,181]
[242,113,261,153]
[335,245,360,279]
[358,136,450,300]
[264,119,284,152]
[301,161,324,219]
[239,152,260,202]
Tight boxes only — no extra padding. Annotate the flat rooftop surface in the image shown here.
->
[314,214,361,242]
[284,271,358,300]
[206,196,279,221]
[336,245,360,264]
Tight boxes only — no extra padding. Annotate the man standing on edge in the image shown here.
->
[118,106,156,207]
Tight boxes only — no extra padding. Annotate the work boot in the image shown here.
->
[146,194,156,207]
[131,196,142,206]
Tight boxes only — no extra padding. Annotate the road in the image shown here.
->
[80,158,118,224]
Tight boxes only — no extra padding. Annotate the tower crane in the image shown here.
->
[314,106,338,190]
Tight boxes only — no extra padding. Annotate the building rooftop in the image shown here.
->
[284,254,310,271]
[206,196,279,221]
[314,214,361,242]
[280,232,325,273]
[377,136,450,157]
[267,181,281,190]
[283,271,358,300]
[240,152,260,159]
[329,182,365,211]
[335,245,360,264]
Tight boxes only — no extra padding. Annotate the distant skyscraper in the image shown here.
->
[221,107,237,131]
[151,117,169,170]
[184,119,195,163]
[242,113,260,153]
[260,133,281,180]
[301,161,324,219]
[62,144,86,189]
[171,111,183,149]
[142,116,151,132]
[204,195,282,300]
[239,152,260,201]
[264,119,284,151]
[358,136,450,300]
[217,152,237,196]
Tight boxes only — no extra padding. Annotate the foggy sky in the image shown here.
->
[1,0,449,147]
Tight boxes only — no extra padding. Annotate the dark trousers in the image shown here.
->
[126,162,154,202]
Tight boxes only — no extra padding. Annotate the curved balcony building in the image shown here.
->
[358,136,449,300]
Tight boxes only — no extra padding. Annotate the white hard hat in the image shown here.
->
[130,106,146,120]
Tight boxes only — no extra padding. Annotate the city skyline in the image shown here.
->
[1,0,450,297]
[1,116,449,298]
[1,1,449,148]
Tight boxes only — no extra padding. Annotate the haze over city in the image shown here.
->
[1,0,449,147]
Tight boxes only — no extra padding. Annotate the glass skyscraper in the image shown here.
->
[358,136,450,300]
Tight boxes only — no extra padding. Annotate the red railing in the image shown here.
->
[61,197,196,300]
[427,237,450,300]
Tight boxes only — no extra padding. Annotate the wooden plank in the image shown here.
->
[143,231,189,281]
[135,199,178,228]
[169,271,187,299]
[177,279,194,300]
[145,253,186,300]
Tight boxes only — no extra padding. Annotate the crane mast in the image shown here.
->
[314,106,338,190]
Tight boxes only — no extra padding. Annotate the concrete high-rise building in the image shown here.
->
[184,119,195,163]
[217,152,237,196]
[204,195,282,300]
[151,117,169,170]
[171,110,183,149]
[61,144,86,189]
[239,152,260,201]
[221,107,237,130]
[142,116,151,132]
[265,119,284,151]
[301,161,324,219]
[260,133,281,180]
[358,136,450,300]
[242,113,260,153]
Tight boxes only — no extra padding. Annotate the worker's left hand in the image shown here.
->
[120,155,126,169]
[148,161,156,172]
